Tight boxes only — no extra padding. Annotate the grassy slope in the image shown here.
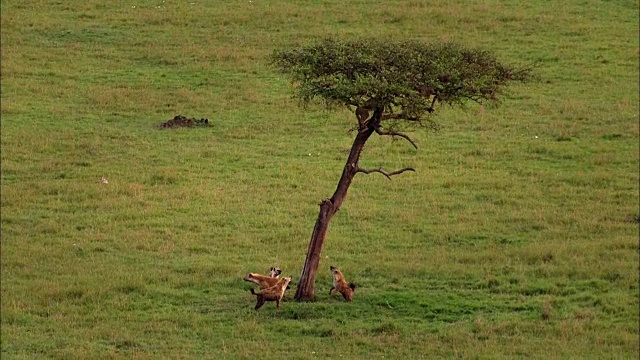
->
[1,0,638,358]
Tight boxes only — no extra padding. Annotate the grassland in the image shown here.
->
[1,0,639,358]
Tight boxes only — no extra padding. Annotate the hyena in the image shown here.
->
[243,267,282,289]
[250,276,292,311]
[330,266,356,302]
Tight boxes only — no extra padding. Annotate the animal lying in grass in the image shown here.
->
[243,267,282,289]
[330,266,356,302]
[250,276,292,311]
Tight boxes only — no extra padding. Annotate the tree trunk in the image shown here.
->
[294,115,378,301]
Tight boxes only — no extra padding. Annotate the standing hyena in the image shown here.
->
[250,276,292,311]
[243,267,282,289]
[330,266,356,302]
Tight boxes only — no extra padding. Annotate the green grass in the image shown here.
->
[1,0,638,358]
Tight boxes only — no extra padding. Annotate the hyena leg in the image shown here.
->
[276,299,280,310]
[329,287,335,296]
[255,296,266,311]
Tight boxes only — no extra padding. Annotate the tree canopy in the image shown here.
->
[270,38,532,300]
[271,39,530,126]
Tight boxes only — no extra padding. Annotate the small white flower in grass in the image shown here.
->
[534,136,538,139]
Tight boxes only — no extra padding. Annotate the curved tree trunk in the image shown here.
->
[294,114,379,301]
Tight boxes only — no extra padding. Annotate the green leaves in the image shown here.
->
[271,38,531,121]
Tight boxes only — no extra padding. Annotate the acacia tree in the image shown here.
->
[271,39,530,301]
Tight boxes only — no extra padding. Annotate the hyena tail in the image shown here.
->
[349,283,357,290]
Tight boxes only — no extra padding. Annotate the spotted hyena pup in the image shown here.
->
[330,266,356,302]
[250,276,292,311]
[243,267,282,290]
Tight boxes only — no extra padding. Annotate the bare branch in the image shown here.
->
[379,113,420,122]
[356,167,416,180]
[347,124,359,135]
[374,126,419,149]
[428,95,438,112]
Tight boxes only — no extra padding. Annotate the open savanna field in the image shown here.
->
[1,0,639,358]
